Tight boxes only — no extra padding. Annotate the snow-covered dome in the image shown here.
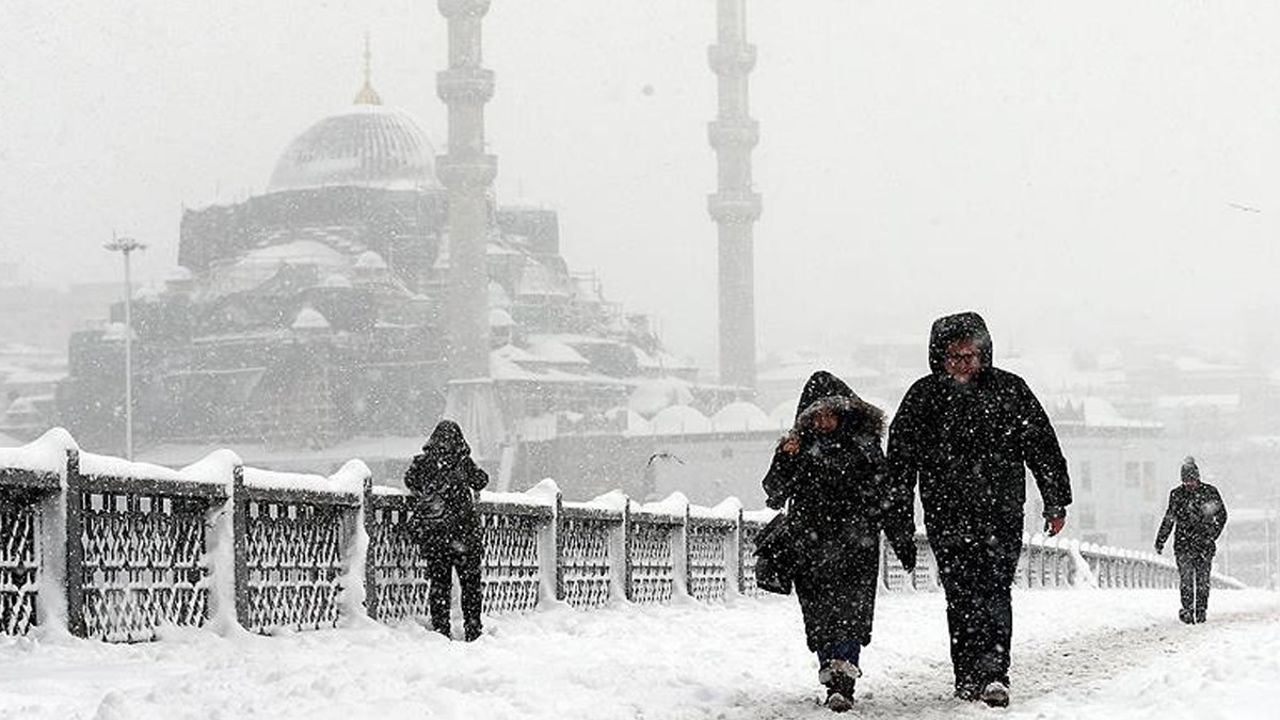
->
[291,307,330,331]
[711,401,776,432]
[628,378,695,417]
[488,308,514,328]
[651,405,712,435]
[267,105,441,193]
[354,251,388,270]
[319,273,353,289]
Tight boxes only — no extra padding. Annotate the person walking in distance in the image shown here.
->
[886,312,1073,707]
[1155,456,1228,624]
[404,420,490,641]
[762,371,917,713]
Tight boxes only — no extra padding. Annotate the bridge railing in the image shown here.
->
[0,428,1246,643]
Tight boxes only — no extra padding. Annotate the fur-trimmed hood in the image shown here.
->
[794,370,886,440]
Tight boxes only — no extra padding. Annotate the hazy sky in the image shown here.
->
[3,1,1279,369]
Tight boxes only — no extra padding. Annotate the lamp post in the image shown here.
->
[103,235,146,460]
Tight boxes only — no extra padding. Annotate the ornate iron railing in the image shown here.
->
[236,474,359,634]
[0,467,58,636]
[70,451,224,642]
[0,434,1247,643]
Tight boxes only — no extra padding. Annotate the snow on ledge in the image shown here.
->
[243,461,369,495]
[80,452,188,482]
[0,427,77,476]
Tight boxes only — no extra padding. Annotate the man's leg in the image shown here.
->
[1176,555,1196,623]
[427,548,455,637]
[1194,554,1212,622]
[934,540,981,698]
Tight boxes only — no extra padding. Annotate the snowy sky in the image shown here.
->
[3,1,1279,367]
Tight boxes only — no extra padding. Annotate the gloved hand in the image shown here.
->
[1154,543,1163,555]
[1043,516,1065,537]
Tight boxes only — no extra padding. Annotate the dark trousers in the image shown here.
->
[1176,552,1213,623]
[932,533,1021,689]
[428,542,484,639]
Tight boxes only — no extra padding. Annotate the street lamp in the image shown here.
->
[103,235,146,460]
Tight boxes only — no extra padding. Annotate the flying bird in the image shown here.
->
[1228,202,1261,213]
[647,451,685,466]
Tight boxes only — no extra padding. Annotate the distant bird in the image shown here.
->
[647,451,685,467]
[1228,202,1262,213]
[641,84,655,97]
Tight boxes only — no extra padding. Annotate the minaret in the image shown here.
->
[436,0,502,462]
[436,0,496,379]
[354,33,382,105]
[708,0,761,390]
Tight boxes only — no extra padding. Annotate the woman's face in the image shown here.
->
[813,408,839,434]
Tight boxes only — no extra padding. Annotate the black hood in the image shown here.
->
[794,370,886,439]
[423,419,470,459]
[928,311,993,376]
[796,370,857,421]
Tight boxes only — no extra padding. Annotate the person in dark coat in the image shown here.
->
[886,312,1072,707]
[1155,456,1227,624]
[403,420,490,641]
[763,371,917,713]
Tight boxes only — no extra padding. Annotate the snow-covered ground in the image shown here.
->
[2,588,1278,719]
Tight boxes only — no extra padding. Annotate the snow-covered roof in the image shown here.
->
[711,402,778,432]
[650,405,712,435]
[1155,394,1241,410]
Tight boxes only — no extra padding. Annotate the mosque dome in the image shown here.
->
[267,103,441,193]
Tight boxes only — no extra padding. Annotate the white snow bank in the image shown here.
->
[3,588,1276,719]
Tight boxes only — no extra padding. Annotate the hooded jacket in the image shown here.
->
[760,371,911,649]
[886,312,1072,542]
[403,420,490,551]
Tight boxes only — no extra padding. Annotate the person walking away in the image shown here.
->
[404,420,490,641]
[763,371,917,713]
[886,311,1072,707]
[1155,456,1227,624]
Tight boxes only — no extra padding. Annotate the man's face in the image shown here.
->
[1182,474,1200,488]
[943,338,983,384]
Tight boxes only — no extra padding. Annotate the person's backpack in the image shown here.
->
[752,511,796,595]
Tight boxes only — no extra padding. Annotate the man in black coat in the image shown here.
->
[1155,456,1227,624]
[404,420,490,641]
[886,312,1072,707]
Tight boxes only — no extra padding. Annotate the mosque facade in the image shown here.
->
[54,78,717,481]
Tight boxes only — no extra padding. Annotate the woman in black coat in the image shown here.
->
[762,371,917,712]
[403,420,489,641]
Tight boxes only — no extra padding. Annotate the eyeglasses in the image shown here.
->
[944,351,981,364]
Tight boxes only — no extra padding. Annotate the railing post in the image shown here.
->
[64,449,86,638]
[734,507,744,595]
[682,504,692,599]
[362,476,378,622]
[554,491,565,602]
[623,498,634,602]
[231,465,249,629]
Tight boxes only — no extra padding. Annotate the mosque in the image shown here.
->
[54,1,782,501]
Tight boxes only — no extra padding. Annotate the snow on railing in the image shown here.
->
[0,428,1247,643]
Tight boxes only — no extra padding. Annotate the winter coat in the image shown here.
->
[761,371,910,650]
[886,312,1072,547]
[403,420,490,555]
[1155,482,1227,561]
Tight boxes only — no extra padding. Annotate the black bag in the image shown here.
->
[753,512,796,595]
